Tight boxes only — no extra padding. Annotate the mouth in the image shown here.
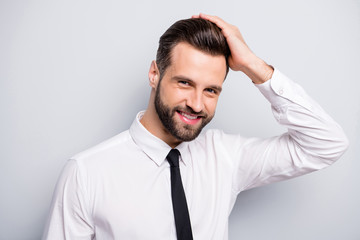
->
[176,110,202,125]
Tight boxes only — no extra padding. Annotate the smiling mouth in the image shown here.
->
[177,110,201,120]
[176,110,203,125]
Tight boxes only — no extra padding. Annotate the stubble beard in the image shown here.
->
[154,83,214,142]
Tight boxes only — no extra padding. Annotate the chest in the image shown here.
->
[87,151,234,239]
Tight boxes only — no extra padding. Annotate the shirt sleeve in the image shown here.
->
[230,68,349,193]
[42,159,95,240]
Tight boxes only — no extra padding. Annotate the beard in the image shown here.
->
[154,83,214,142]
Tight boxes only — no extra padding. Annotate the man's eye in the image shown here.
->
[179,81,189,85]
[205,88,216,94]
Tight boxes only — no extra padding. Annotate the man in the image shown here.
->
[43,13,348,239]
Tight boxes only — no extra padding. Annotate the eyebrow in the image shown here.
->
[172,75,223,93]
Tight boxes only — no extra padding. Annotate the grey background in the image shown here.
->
[1,0,359,239]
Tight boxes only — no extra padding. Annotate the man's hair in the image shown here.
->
[156,18,230,80]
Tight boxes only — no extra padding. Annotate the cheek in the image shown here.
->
[205,99,219,114]
[160,87,185,105]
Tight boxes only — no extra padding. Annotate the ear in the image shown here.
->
[148,60,160,89]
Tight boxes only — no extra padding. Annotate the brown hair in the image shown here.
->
[156,18,230,80]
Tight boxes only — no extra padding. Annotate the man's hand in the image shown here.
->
[192,13,274,84]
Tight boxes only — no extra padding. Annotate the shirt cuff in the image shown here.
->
[255,68,313,111]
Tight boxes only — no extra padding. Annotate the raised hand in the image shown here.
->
[193,13,273,84]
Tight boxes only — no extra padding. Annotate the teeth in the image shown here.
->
[181,112,198,120]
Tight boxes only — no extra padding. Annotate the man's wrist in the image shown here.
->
[241,55,274,84]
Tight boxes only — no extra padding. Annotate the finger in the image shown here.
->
[192,14,200,18]
[198,13,229,30]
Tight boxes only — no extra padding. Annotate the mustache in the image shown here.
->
[173,106,207,118]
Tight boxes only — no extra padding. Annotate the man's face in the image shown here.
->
[154,42,227,142]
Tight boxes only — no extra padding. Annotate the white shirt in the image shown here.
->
[42,69,348,240]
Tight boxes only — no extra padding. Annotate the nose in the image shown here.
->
[186,90,204,113]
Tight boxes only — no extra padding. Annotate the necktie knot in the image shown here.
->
[166,149,180,167]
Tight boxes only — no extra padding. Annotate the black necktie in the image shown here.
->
[166,149,193,240]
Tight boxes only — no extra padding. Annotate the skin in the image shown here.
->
[141,42,227,148]
[193,13,274,84]
[141,13,274,148]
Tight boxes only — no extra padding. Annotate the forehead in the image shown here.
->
[167,42,227,83]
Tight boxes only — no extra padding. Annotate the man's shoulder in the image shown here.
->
[71,129,132,163]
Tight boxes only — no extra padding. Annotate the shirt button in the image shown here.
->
[278,88,284,95]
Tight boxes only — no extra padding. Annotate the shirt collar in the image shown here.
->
[129,111,191,167]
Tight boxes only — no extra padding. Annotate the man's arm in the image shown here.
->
[195,13,349,191]
[229,68,349,191]
[42,160,94,240]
